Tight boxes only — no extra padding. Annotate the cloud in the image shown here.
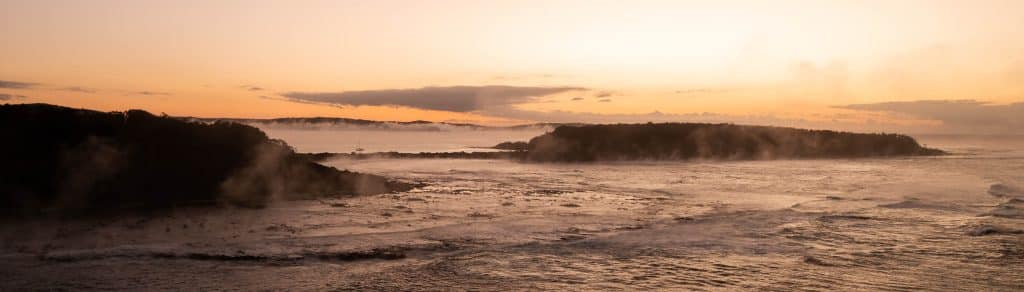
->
[62,86,97,93]
[594,91,614,98]
[240,85,264,91]
[483,106,818,127]
[0,93,28,101]
[282,85,584,112]
[0,80,36,89]
[598,98,612,102]
[571,97,584,101]
[837,100,1024,134]
[135,91,171,96]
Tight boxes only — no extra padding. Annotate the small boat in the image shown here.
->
[355,139,364,152]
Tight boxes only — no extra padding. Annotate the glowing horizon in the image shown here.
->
[2,0,1022,133]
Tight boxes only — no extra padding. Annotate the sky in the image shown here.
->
[2,0,1023,134]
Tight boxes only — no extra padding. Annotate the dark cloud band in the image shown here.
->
[837,100,1024,133]
[0,93,28,101]
[0,80,36,89]
[282,85,584,112]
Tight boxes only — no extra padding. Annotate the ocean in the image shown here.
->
[3,129,1022,290]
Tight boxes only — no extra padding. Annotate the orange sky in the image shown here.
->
[2,0,1022,133]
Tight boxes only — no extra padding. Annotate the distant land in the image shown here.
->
[316,123,945,162]
[491,141,530,151]
[188,117,580,132]
[0,103,413,216]
[524,123,946,162]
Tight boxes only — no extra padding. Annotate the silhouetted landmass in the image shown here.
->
[0,103,413,216]
[331,151,526,160]
[492,141,529,151]
[295,152,341,162]
[525,123,945,162]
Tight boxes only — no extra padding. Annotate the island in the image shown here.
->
[524,123,945,162]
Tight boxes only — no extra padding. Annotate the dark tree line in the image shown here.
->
[492,141,530,151]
